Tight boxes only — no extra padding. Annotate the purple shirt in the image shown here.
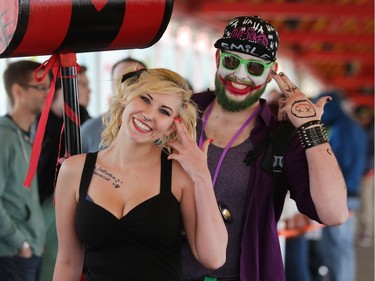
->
[184,91,320,281]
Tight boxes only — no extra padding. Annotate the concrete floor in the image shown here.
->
[356,243,374,281]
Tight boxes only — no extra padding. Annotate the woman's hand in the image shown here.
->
[167,117,212,181]
[271,71,332,128]
[167,117,227,269]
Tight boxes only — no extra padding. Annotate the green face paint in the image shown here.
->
[214,75,266,112]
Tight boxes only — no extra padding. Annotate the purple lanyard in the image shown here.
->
[199,102,261,188]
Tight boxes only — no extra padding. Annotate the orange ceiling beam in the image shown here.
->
[279,32,374,45]
[349,95,374,106]
[331,77,374,89]
[198,2,374,18]
[301,52,374,63]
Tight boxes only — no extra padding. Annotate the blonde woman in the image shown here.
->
[53,68,228,281]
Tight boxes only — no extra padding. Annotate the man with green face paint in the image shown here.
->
[181,16,349,281]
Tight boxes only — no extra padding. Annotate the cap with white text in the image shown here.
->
[214,16,279,62]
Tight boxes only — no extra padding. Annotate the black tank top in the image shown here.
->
[76,151,182,281]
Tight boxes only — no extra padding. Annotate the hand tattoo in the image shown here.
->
[291,99,317,118]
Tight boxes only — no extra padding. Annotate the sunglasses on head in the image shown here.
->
[220,51,274,77]
[121,68,146,83]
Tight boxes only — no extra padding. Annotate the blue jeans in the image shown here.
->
[320,213,356,281]
[285,235,312,281]
[0,255,42,281]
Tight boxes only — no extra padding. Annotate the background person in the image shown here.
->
[353,105,374,248]
[0,60,49,281]
[77,65,92,123]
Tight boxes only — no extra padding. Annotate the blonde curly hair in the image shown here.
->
[101,68,197,151]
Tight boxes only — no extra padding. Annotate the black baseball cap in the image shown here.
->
[214,16,280,62]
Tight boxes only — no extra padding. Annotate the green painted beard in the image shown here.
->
[214,75,266,112]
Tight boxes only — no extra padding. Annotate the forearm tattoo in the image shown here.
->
[291,99,316,118]
[94,166,123,188]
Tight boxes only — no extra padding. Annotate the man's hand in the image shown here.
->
[271,71,332,128]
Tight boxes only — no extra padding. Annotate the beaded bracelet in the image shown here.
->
[298,124,329,150]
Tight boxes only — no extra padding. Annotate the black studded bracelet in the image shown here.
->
[297,120,321,130]
[297,124,329,150]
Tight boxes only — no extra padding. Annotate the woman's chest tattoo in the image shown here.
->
[93,166,123,188]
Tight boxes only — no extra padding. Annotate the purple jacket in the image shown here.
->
[192,91,320,281]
